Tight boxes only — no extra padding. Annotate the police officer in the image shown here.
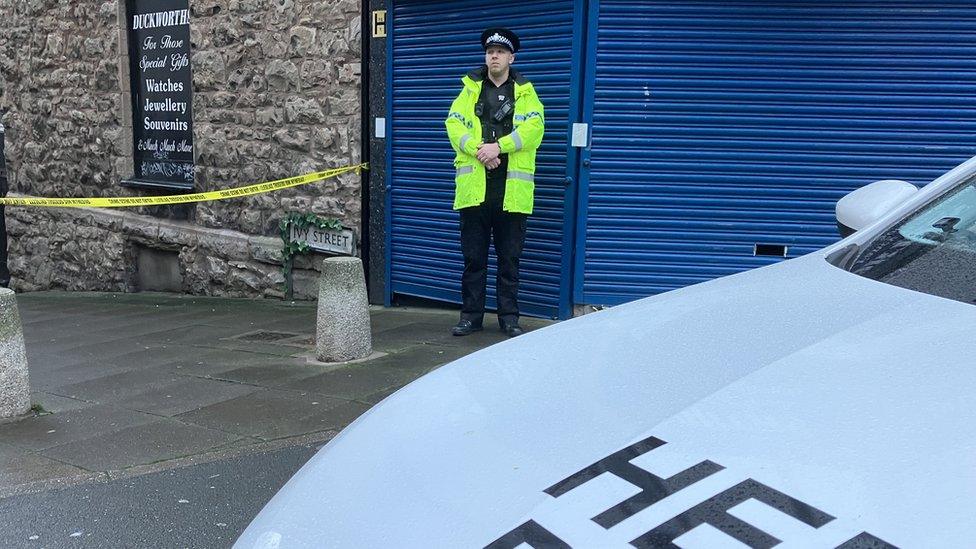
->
[445,28,545,337]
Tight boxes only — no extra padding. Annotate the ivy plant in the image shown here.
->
[279,211,343,298]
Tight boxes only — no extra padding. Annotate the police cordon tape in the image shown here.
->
[0,163,368,208]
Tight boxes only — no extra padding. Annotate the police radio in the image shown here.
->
[493,98,515,122]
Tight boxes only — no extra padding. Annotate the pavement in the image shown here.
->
[0,291,553,498]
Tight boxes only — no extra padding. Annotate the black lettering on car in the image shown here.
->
[545,435,724,528]
[631,478,833,548]
[835,531,899,549]
[487,436,898,549]
[485,520,570,549]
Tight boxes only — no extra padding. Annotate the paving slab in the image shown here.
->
[28,392,95,414]
[28,348,194,391]
[203,362,333,388]
[34,327,205,364]
[114,378,260,417]
[32,340,229,385]
[0,443,92,489]
[19,305,128,325]
[370,318,548,352]
[40,420,243,472]
[158,350,309,378]
[27,359,150,392]
[192,338,312,357]
[369,321,465,352]
[176,389,369,441]
[28,339,201,381]
[369,309,449,334]
[22,315,199,350]
[23,316,212,354]
[367,344,477,372]
[46,368,182,404]
[361,384,404,405]
[279,345,472,399]
[279,363,416,400]
[19,310,94,328]
[0,405,159,452]
[236,314,318,334]
[194,313,316,333]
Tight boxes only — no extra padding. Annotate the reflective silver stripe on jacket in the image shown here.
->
[507,170,534,182]
[456,166,474,177]
[510,130,524,151]
[459,134,471,151]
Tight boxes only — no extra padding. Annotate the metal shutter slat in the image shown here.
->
[580,1,976,305]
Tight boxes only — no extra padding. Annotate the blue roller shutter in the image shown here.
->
[577,1,976,305]
[388,0,578,319]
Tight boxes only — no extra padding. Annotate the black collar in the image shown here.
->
[466,65,528,85]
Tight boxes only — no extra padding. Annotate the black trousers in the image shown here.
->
[459,201,527,326]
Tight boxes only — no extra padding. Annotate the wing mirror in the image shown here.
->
[836,179,918,237]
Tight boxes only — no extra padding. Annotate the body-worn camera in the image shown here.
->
[476,97,515,143]
[475,99,515,124]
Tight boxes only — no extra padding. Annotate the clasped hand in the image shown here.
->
[477,142,501,170]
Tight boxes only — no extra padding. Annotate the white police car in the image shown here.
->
[236,155,976,548]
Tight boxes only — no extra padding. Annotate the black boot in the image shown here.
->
[451,319,483,336]
[499,321,524,338]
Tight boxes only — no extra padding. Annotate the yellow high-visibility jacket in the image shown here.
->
[445,67,545,214]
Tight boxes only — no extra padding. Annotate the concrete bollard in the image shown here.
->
[0,288,30,419]
[316,257,372,362]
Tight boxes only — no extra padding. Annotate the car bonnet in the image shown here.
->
[236,255,976,548]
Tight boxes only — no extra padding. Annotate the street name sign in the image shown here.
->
[289,225,355,256]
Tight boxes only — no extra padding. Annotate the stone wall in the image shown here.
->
[5,206,326,299]
[0,0,362,298]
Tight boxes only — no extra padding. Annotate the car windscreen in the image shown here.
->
[848,174,976,306]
